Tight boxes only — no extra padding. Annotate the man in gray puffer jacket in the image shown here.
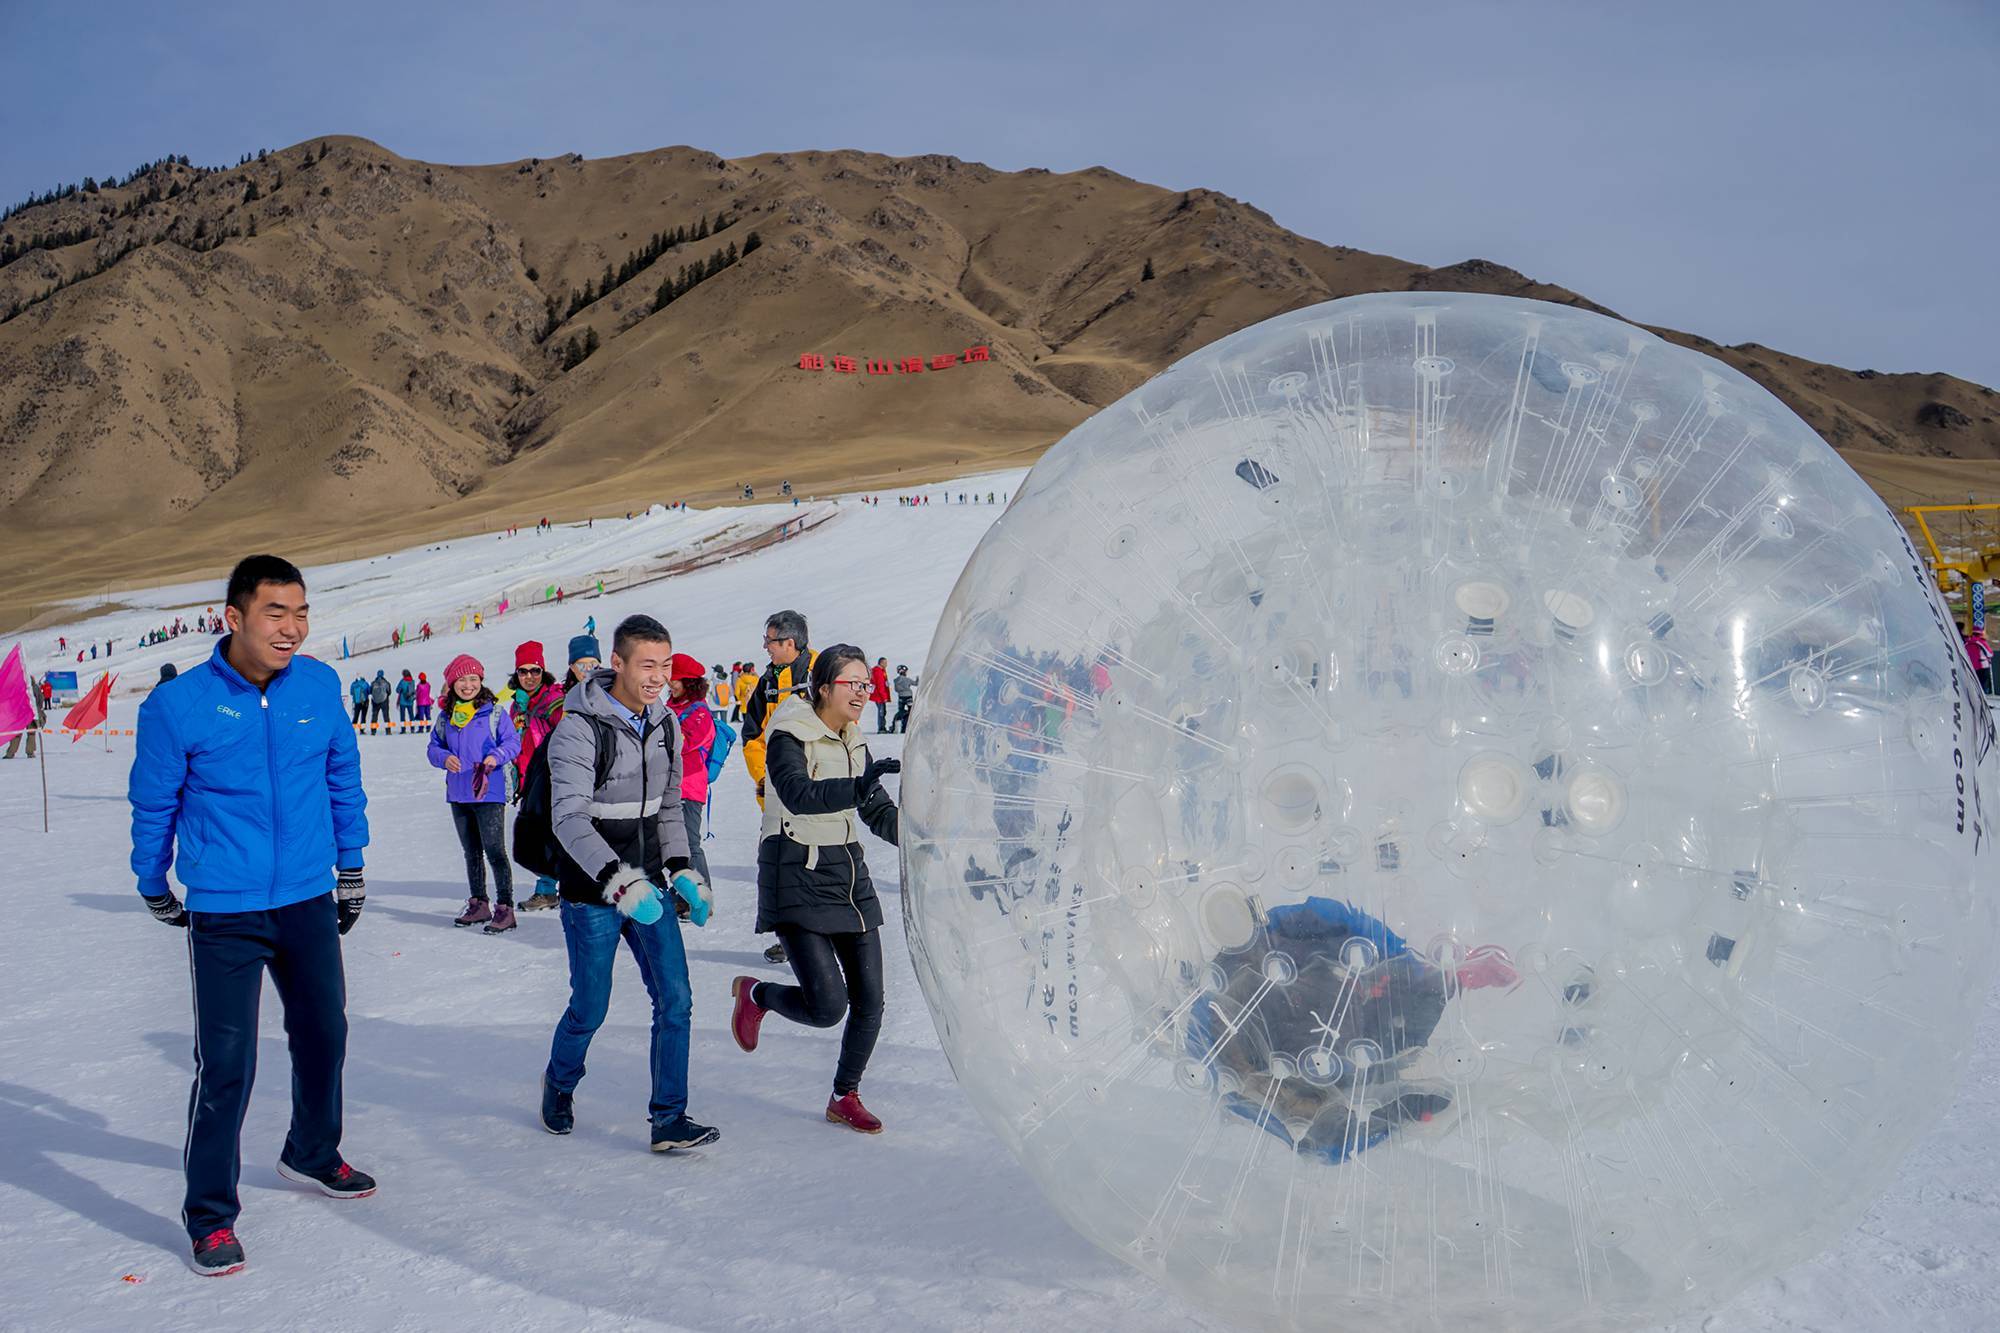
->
[540,614,720,1153]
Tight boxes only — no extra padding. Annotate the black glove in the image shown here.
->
[336,868,365,936]
[142,890,188,927]
[859,754,901,795]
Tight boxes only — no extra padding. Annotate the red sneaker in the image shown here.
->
[730,975,765,1053]
[826,1091,883,1134]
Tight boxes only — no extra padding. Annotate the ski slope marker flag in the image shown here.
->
[0,644,31,742]
[63,671,114,741]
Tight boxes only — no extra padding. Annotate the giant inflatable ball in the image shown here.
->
[899,293,2000,1331]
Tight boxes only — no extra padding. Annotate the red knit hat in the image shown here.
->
[443,654,483,689]
[670,652,706,682]
[515,640,546,670]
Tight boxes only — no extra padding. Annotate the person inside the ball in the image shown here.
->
[1189,896,1518,1162]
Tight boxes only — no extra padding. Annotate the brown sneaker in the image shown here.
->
[826,1091,882,1134]
[483,903,518,933]
[520,892,561,912]
[453,898,492,927]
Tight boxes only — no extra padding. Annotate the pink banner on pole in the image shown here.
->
[0,644,32,742]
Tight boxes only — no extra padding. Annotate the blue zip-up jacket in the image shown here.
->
[129,637,368,912]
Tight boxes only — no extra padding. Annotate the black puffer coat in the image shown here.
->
[755,723,898,935]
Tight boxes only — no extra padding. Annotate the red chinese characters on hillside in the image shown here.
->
[797,345,992,377]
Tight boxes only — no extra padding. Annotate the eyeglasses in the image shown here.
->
[831,678,871,693]
[763,635,791,647]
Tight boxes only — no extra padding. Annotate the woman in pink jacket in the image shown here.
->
[414,672,433,723]
[668,653,717,894]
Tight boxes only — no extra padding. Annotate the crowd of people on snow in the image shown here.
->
[124,553,929,1276]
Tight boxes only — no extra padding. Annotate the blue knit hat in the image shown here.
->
[568,633,601,664]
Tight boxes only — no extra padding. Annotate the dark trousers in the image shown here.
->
[754,927,884,1095]
[891,700,911,732]
[183,892,347,1240]
[450,801,513,903]
[370,701,389,725]
[351,699,368,724]
[874,700,888,731]
[681,798,710,884]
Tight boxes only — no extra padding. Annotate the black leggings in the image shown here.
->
[450,801,513,904]
[754,927,883,1096]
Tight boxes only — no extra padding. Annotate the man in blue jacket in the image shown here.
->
[129,554,373,1277]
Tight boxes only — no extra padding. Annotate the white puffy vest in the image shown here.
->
[759,696,867,868]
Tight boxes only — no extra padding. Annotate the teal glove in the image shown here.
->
[670,870,711,928]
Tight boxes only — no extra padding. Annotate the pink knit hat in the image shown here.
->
[442,654,484,689]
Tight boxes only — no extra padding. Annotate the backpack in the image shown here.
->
[512,712,616,878]
[707,708,737,785]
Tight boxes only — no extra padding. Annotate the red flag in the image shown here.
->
[64,671,114,740]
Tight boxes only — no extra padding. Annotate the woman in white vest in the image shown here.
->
[728,644,900,1133]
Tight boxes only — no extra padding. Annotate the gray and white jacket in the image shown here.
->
[547,668,692,905]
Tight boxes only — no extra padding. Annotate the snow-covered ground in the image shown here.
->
[2,474,1996,1332]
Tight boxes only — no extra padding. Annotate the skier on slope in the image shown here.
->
[128,555,373,1277]
[728,645,901,1134]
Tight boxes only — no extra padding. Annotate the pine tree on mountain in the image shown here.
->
[1142,257,1155,281]
[742,231,762,255]
[694,215,710,241]
[583,327,600,357]
[243,179,260,203]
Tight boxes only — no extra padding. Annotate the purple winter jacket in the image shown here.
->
[426,702,521,804]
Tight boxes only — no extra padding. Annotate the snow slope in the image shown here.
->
[1,474,1996,1333]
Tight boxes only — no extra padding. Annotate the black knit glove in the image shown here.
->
[859,754,901,795]
[336,869,365,936]
[143,891,188,927]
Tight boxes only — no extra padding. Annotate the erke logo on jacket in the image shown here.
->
[216,704,242,719]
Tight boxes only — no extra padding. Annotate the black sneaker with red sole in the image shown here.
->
[276,1159,377,1199]
[189,1227,246,1276]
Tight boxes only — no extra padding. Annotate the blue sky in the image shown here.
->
[4,0,1995,386]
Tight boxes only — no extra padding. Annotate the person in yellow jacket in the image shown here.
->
[742,610,816,964]
[732,663,756,722]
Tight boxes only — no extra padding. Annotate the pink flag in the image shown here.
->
[0,645,31,743]
[496,598,510,616]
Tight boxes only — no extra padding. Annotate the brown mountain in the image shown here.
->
[3,136,1996,630]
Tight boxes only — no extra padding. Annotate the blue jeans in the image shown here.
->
[546,897,692,1126]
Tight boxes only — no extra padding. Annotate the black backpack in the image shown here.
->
[513,712,616,878]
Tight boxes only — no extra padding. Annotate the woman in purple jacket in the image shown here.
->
[427,653,522,933]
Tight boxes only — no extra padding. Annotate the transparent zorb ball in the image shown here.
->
[899,294,2000,1332]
